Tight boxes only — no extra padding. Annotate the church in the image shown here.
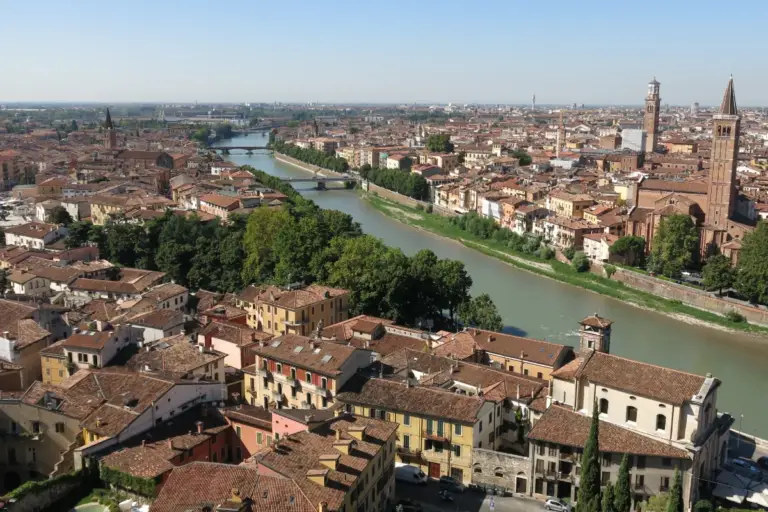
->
[625,77,755,263]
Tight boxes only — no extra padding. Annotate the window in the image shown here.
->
[635,474,645,490]
[454,424,462,436]
[55,423,65,434]
[479,421,483,433]
[636,455,646,469]
[535,478,543,494]
[602,471,611,485]
[426,419,434,434]
[369,408,376,418]
[602,453,612,466]
[489,412,493,423]
[656,414,667,431]
[290,368,296,380]
[236,426,242,438]
[321,377,328,389]
[306,372,312,383]
[548,445,557,457]
[626,406,637,423]
[535,460,544,473]
[437,420,444,436]
[32,421,41,434]
[524,369,529,376]
[212,452,218,462]
[276,363,282,374]
[660,476,670,491]
[257,432,263,444]
[403,435,410,449]
[662,458,672,467]
[454,445,461,457]
[495,468,504,478]
[403,414,410,426]
[599,398,609,414]
[537,443,545,456]
[537,372,543,379]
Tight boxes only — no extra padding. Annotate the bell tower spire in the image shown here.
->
[104,108,117,150]
[643,78,661,154]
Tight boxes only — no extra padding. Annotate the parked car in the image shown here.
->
[731,458,763,480]
[544,498,570,512]
[395,464,428,485]
[438,475,466,493]
[757,456,768,470]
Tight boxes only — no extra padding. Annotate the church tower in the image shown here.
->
[104,108,117,150]
[643,78,661,153]
[578,314,612,354]
[556,110,565,158]
[706,76,739,232]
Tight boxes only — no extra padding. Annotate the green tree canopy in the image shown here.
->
[572,251,590,272]
[735,221,768,304]
[648,215,699,278]
[603,483,616,512]
[614,454,632,512]
[458,293,503,331]
[49,206,73,226]
[666,468,683,512]
[702,254,734,295]
[577,403,602,512]
[512,149,533,166]
[426,134,454,153]
[609,235,646,267]
[644,494,669,512]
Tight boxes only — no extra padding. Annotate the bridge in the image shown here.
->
[209,146,269,151]
[279,175,359,190]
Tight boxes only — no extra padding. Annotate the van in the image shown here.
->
[395,464,428,485]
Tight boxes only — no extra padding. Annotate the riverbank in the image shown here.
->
[274,152,349,178]
[363,192,768,337]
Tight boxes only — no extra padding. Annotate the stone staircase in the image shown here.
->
[50,434,82,477]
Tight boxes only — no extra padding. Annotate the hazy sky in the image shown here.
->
[4,0,768,106]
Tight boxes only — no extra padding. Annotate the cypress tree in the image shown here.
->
[602,482,615,512]
[614,453,632,512]
[667,468,683,512]
[577,403,602,512]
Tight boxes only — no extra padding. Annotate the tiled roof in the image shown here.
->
[142,283,188,303]
[201,320,272,346]
[219,404,273,430]
[253,415,397,512]
[527,405,690,458]
[128,309,184,330]
[127,334,225,375]
[572,351,707,405]
[320,315,394,341]
[4,222,60,239]
[251,335,357,376]
[453,328,570,367]
[238,284,348,309]
[152,463,316,512]
[336,376,486,424]
[60,331,114,351]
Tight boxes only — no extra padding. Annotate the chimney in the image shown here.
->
[306,468,329,487]
[141,439,146,447]
[230,488,242,504]
[258,340,265,348]
[308,340,316,350]
[319,502,328,512]
[95,417,102,427]
[516,383,520,400]
[347,426,366,441]
[167,439,173,450]
[334,408,343,418]
[196,420,204,434]
[199,344,204,354]
[319,453,340,471]
[335,429,341,441]
[304,414,313,423]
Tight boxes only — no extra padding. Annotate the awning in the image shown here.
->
[712,483,746,504]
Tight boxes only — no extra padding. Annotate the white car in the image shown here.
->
[544,498,570,512]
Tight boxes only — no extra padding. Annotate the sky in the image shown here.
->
[3,0,768,106]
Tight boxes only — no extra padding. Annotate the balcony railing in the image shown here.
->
[303,380,331,396]
[422,449,450,463]
[252,366,270,377]
[271,391,283,403]
[273,373,298,388]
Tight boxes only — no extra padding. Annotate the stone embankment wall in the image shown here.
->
[471,448,531,495]
[364,182,457,216]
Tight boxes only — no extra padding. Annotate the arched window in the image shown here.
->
[626,406,637,423]
[599,398,609,415]
[473,464,482,474]
[495,467,504,478]
[656,414,667,431]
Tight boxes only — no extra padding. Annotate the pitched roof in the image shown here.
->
[127,334,225,375]
[336,376,487,424]
[200,320,272,347]
[152,463,316,512]
[453,328,570,367]
[565,351,707,405]
[238,284,349,309]
[527,405,689,458]
[719,76,738,116]
[250,335,358,376]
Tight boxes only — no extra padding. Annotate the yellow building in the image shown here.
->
[547,190,594,219]
[237,284,349,337]
[336,377,498,484]
[89,195,129,225]
[40,340,71,385]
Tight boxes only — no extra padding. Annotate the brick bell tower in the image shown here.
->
[706,76,739,235]
[643,78,661,153]
[104,108,117,150]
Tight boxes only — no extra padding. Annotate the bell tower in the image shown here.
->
[104,108,117,150]
[643,78,661,153]
[578,314,613,354]
[706,76,739,233]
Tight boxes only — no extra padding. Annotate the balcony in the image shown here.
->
[252,366,270,378]
[271,391,284,403]
[303,380,331,397]
[284,319,308,327]
[423,430,450,443]
[273,373,298,388]
[422,449,450,463]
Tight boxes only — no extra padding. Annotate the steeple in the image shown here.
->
[719,76,737,116]
[104,108,117,150]
[105,108,114,129]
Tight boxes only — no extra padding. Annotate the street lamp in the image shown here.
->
[736,413,744,452]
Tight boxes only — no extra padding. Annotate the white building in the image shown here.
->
[4,222,68,249]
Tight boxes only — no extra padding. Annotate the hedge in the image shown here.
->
[100,465,157,497]
[1,470,82,501]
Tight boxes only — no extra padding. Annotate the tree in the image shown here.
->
[433,259,473,326]
[70,120,78,131]
[49,206,73,226]
[458,293,503,331]
[65,221,92,249]
[649,215,699,277]
[735,221,768,304]
[702,254,734,295]
[644,494,669,512]
[563,246,576,261]
[614,454,631,512]
[512,149,532,166]
[666,468,683,512]
[609,236,646,267]
[0,268,7,296]
[242,207,292,284]
[572,251,590,272]
[577,403,601,512]
[692,500,713,512]
[602,483,615,512]
[426,134,454,153]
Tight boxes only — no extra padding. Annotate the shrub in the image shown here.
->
[572,251,590,273]
[725,310,746,323]
[563,246,576,261]
[414,203,424,211]
[426,204,433,214]
[100,465,157,497]
[537,246,555,260]
[604,264,617,278]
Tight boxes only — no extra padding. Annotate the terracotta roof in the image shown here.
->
[238,284,349,309]
[219,404,273,430]
[200,320,272,347]
[152,463,316,512]
[60,331,114,351]
[527,405,689,458]
[336,376,487,424]
[4,222,60,239]
[580,314,613,329]
[568,351,707,405]
[128,309,184,330]
[199,193,240,210]
[640,179,708,194]
[251,335,357,376]
[142,283,188,303]
[454,328,570,367]
[320,315,394,341]
[127,334,225,376]
[252,415,397,512]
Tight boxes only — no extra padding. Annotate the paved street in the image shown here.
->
[395,481,546,512]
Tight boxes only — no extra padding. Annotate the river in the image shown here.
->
[217,132,768,436]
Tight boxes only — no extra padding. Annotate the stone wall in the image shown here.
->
[2,472,82,511]
[607,266,768,326]
[365,182,457,217]
[470,448,531,495]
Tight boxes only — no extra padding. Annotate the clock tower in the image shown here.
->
[643,78,661,153]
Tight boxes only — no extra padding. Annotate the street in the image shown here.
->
[395,481,547,512]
